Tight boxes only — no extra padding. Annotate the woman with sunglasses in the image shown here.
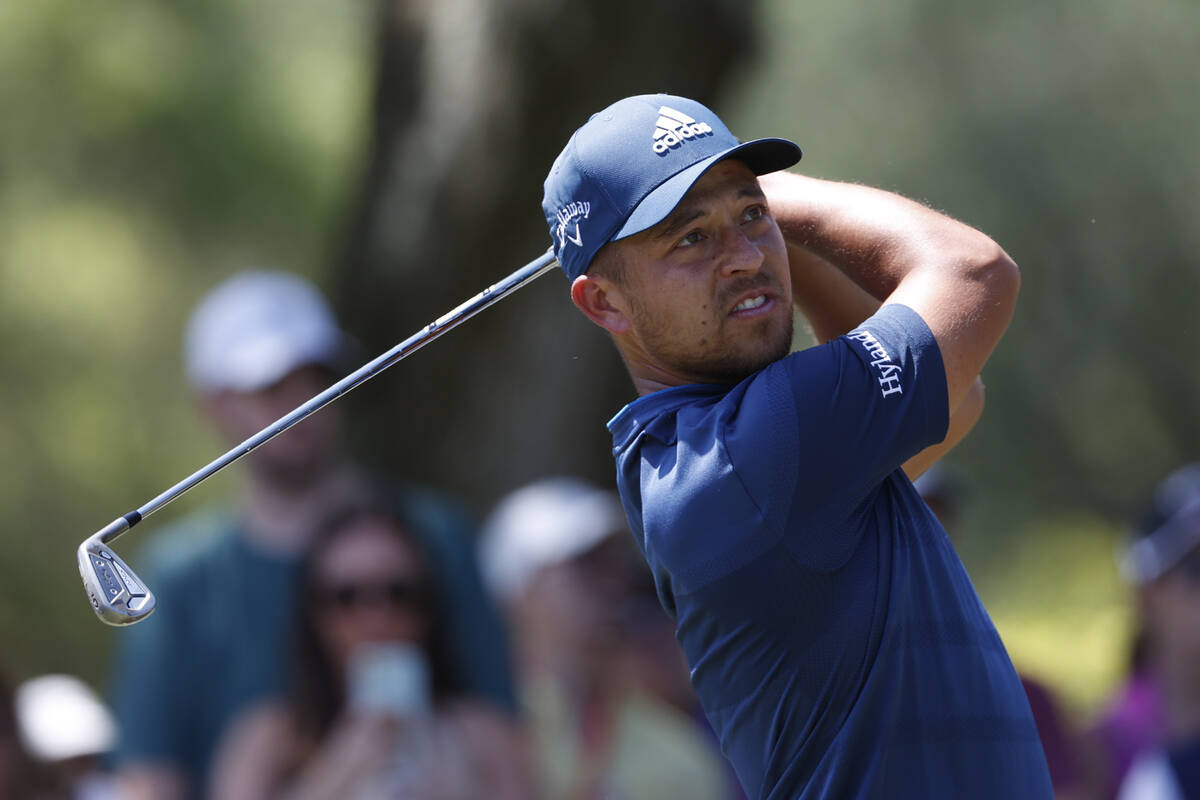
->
[209,505,532,800]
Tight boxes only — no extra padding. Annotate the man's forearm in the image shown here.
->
[783,242,880,344]
[763,171,993,471]
[902,377,985,480]
[761,171,1002,305]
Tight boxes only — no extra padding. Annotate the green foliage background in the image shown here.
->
[0,1,370,681]
[2,0,1197,723]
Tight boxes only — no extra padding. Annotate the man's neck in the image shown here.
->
[239,462,367,555]
[521,638,612,702]
[623,351,694,397]
[620,345,748,397]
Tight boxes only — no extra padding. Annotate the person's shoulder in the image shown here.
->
[616,690,709,743]
[228,699,294,743]
[135,506,241,580]
[612,691,727,797]
[439,699,532,799]
[370,475,478,533]
[441,698,519,741]
[208,699,301,800]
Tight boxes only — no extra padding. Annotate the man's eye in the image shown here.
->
[677,230,704,248]
[742,205,766,223]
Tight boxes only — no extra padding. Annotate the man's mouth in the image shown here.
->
[733,295,768,313]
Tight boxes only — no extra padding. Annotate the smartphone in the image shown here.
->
[346,641,432,718]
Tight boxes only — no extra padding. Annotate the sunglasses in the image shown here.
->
[317,579,431,612]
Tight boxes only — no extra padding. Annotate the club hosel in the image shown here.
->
[96,511,141,545]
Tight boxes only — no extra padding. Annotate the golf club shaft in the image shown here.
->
[98,248,558,546]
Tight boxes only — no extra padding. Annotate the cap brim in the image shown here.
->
[203,335,350,393]
[613,137,801,241]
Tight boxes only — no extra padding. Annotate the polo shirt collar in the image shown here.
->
[607,382,729,450]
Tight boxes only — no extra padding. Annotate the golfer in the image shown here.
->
[543,94,1053,798]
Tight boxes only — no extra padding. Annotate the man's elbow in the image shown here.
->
[975,244,1021,303]
[957,241,1020,325]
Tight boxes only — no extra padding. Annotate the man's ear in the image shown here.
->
[570,274,632,335]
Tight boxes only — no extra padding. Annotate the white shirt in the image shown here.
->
[1118,750,1184,800]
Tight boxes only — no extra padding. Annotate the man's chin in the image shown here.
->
[692,338,793,384]
[736,326,794,374]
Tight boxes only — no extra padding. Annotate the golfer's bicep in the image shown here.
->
[787,308,948,494]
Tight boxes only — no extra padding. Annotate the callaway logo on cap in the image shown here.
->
[541,93,801,281]
[554,201,591,250]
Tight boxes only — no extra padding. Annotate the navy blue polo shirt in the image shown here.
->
[608,304,1053,799]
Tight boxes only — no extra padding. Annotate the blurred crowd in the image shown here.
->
[3,271,1198,799]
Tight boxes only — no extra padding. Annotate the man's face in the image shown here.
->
[519,535,637,669]
[1146,543,1200,632]
[202,364,343,488]
[604,160,793,385]
[1141,540,1200,694]
[312,515,432,670]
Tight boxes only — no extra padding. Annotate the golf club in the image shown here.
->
[78,248,559,625]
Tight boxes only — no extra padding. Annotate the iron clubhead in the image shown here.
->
[77,536,155,626]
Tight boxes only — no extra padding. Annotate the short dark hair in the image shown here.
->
[589,242,627,285]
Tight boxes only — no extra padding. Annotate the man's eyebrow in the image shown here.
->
[652,207,705,241]
[651,185,768,242]
[735,184,768,203]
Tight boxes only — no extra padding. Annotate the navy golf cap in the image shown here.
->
[542,93,802,281]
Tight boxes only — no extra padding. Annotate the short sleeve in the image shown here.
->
[725,303,948,531]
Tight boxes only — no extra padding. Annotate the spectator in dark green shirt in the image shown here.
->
[108,271,514,800]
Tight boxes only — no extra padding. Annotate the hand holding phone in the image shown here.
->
[347,641,432,719]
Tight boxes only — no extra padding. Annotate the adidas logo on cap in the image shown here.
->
[652,106,714,156]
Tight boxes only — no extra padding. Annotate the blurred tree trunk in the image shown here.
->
[334,0,759,511]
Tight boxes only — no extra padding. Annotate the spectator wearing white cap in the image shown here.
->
[481,477,731,800]
[2,668,49,799]
[109,271,515,800]
[15,674,119,800]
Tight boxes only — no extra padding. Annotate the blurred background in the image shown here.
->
[1,0,1196,753]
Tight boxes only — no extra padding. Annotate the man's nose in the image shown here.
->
[716,225,765,277]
